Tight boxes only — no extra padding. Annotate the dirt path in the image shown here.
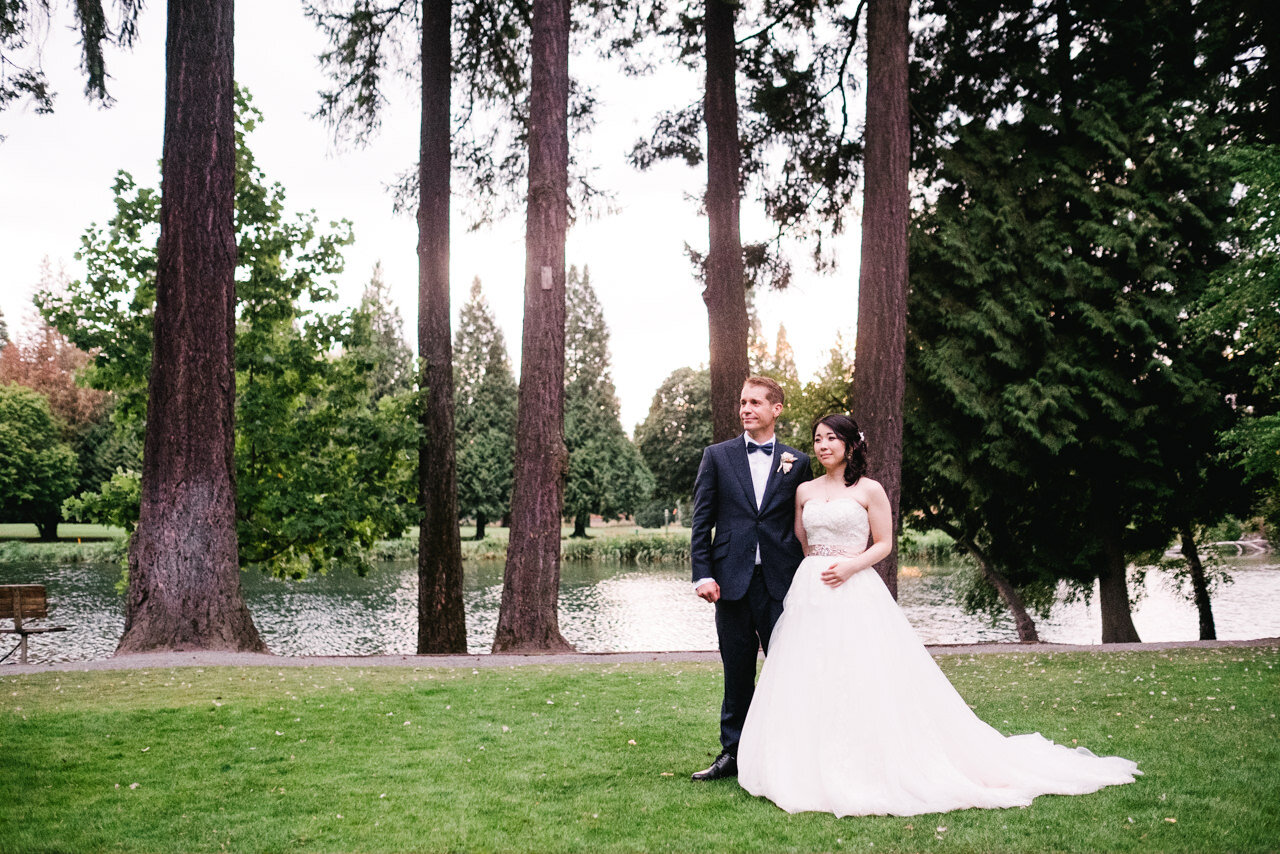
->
[5,636,1277,675]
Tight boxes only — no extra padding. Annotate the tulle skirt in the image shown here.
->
[737,557,1141,817]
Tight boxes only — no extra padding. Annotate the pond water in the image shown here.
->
[2,555,1278,664]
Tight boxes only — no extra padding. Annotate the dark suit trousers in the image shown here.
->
[715,565,784,755]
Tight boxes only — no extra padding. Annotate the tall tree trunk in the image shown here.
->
[416,0,468,654]
[474,512,487,541]
[493,0,573,653]
[572,512,588,538]
[1096,518,1141,644]
[118,0,264,654]
[703,0,750,443]
[929,511,1041,642]
[851,0,910,599]
[974,554,1039,643]
[34,514,58,542]
[1178,519,1217,641]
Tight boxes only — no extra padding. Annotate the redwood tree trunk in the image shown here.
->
[1097,520,1141,643]
[118,0,264,654]
[703,0,750,443]
[493,0,573,652]
[417,0,468,654]
[1179,519,1217,641]
[851,0,910,599]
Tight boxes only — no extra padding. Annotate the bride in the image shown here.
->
[736,414,1140,817]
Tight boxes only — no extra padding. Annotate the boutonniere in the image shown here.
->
[777,451,796,474]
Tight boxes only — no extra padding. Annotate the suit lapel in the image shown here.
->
[727,441,758,510]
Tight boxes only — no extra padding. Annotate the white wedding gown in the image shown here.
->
[737,498,1140,817]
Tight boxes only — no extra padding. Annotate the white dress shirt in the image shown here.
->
[694,432,775,589]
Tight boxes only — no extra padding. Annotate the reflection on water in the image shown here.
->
[2,555,1278,664]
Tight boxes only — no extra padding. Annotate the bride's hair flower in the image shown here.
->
[778,451,796,474]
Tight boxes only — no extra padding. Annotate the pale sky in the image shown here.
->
[0,2,862,430]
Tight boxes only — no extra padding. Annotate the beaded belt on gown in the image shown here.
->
[807,544,862,557]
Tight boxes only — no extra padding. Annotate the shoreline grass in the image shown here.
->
[1,646,1276,853]
[2,522,957,569]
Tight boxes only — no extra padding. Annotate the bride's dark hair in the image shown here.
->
[814,414,868,486]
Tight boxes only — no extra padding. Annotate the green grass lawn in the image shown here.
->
[1,646,1276,853]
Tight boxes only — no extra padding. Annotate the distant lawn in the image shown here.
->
[1,646,1276,853]
[0,523,126,542]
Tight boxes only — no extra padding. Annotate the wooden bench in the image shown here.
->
[1,585,67,664]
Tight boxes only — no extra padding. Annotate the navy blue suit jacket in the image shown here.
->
[690,437,812,601]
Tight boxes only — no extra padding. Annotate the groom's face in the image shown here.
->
[740,382,783,436]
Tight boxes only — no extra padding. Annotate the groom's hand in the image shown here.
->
[696,580,721,603]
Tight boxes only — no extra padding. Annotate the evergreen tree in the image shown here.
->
[768,324,799,386]
[906,0,1250,642]
[355,262,414,400]
[454,278,518,540]
[775,335,854,456]
[495,0,574,653]
[562,266,653,537]
[0,307,8,350]
[1197,144,1280,544]
[119,0,263,653]
[0,1,142,121]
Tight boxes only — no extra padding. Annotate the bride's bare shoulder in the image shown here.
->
[855,477,888,499]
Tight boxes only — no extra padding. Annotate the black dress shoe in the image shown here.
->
[691,752,738,781]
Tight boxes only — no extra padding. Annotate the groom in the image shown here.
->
[690,376,811,781]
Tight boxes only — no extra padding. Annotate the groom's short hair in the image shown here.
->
[744,375,785,406]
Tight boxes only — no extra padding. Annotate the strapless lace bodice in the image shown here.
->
[802,498,869,556]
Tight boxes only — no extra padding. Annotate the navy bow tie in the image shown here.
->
[746,441,774,455]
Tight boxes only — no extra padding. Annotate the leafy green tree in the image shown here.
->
[635,366,712,514]
[0,305,118,504]
[563,266,653,537]
[38,89,417,577]
[0,384,78,539]
[454,278,518,540]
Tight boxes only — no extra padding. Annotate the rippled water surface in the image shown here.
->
[2,555,1277,664]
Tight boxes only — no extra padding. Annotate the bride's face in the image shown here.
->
[812,425,846,470]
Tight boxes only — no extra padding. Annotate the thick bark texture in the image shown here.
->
[851,0,910,598]
[703,0,750,443]
[1179,520,1217,641]
[1096,519,1142,644]
[932,513,1040,642]
[417,0,468,654]
[493,0,573,653]
[976,555,1039,643]
[119,0,264,654]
